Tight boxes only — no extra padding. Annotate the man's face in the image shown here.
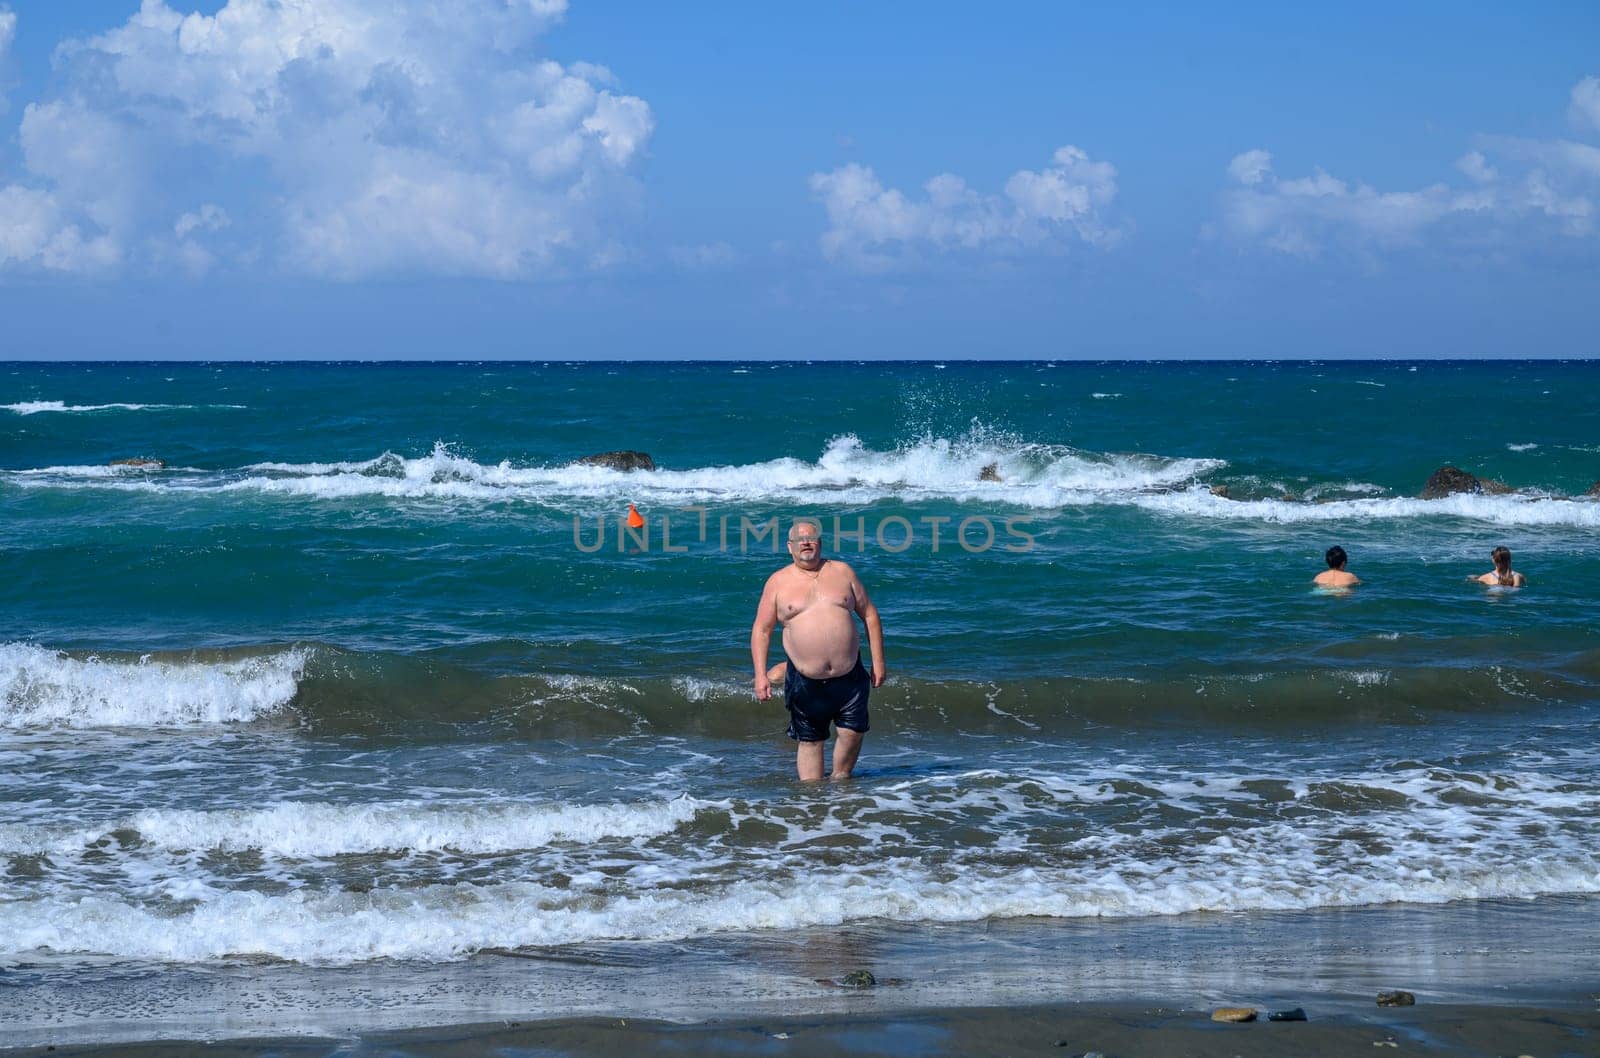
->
[788,526,822,563]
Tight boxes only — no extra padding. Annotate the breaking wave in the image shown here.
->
[0,643,305,729]
[4,641,1596,736]
[4,435,1596,526]
[2,401,243,415]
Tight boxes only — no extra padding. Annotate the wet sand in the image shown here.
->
[9,1001,1599,1058]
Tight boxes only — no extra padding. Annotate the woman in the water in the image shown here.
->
[1476,545,1526,587]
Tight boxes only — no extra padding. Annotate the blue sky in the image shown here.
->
[0,1,1596,358]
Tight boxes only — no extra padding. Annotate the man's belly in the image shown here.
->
[782,612,860,678]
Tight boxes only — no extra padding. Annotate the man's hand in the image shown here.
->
[754,674,772,701]
[870,665,886,688]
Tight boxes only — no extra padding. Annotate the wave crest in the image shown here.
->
[0,644,305,729]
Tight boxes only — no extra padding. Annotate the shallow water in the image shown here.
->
[2,360,1598,1037]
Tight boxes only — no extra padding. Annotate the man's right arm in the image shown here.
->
[751,575,779,700]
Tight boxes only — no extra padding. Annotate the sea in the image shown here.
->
[2,359,1598,1046]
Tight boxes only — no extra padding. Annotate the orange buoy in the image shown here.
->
[626,503,645,529]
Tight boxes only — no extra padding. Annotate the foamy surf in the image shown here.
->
[0,644,306,729]
[5,828,1598,964]
[1131,487,1600,527]
[2,435,1222,508]
[6,437,1597,526]
[2,401,244,415]
[0,796,712,859]
[7,758,1600,965]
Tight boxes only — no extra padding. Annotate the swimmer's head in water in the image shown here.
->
[1325,545,1348,570]
[1492,545,1512,570]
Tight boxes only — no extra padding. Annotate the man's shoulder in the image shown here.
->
[826,558,859,577]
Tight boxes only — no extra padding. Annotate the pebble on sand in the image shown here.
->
[1376,990,1416,1007]
[1211,1007,1257,1022]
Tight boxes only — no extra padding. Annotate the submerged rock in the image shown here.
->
[1480,478,1512,495]
[1376,990,1415,1007]
[1268,1007,1308,1021]
[109,458,165,469]
[572,450,655,472]
[1587,480,1600,497]
[1209,484,1231,499]
[838,969,876,988]
[1420,466,1482,499]
[978,463,1001,482]
[1211,1007,1257,1022]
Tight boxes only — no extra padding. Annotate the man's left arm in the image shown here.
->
[850,569,887,687]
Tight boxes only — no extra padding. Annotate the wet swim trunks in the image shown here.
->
[784,657,871,742]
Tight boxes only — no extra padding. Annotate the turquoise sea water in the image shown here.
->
[2,360,1599,1040]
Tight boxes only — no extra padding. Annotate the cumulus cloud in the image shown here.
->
[1214,77,1599,259]
[0,0,652,279]
[1227,149,1273,187]
[810,145,1120,269]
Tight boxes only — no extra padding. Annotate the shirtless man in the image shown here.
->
[751,519,886,781]
[1313,545,1361,588]
[1476,545,1526,587]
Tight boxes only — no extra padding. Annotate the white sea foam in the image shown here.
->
[6,436,1598,528]
[2,436,1226,509]
[1507,442,1539,452]
[1131,487,1600,527]
[6,762,1600,964]
[2,401,243,415]
[0,644,305,729]
[4,835,1597,964]
[0,796,710,859]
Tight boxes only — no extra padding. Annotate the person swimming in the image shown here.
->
[1476,545,1526,587]
[1313,545,1360,589]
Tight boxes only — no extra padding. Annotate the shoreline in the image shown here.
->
[7,897,1600,1053]
[8,1000,1599,1058]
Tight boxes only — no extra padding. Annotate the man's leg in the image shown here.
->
[831,729,865,779]
[796,740,826,781]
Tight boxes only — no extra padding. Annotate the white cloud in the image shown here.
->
[1571,76,1600,134]
[0,0,651,279]
[1227,149,1273,187]
[0,186,119,272]
[1215,79,1600,259]
[811,145,1120,269]
[1455,151,1497,184]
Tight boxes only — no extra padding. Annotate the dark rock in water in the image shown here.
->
[360,452,406,478]
[1211,1007,1257,1022]
[1376,990,1415,1007]
[1589,480,1600,497]
[1268,1007,1308,1021]
[1420,466,1481,499]
[573,450,655,472]
[109,458,165,469]
[978,462,1001,482]
[1480,478,1512,495]
[1280,491,1299,502]
[1209,484,1231,499]
[838,969,876,988]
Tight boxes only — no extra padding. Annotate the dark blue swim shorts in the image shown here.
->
[784,657,871,742]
